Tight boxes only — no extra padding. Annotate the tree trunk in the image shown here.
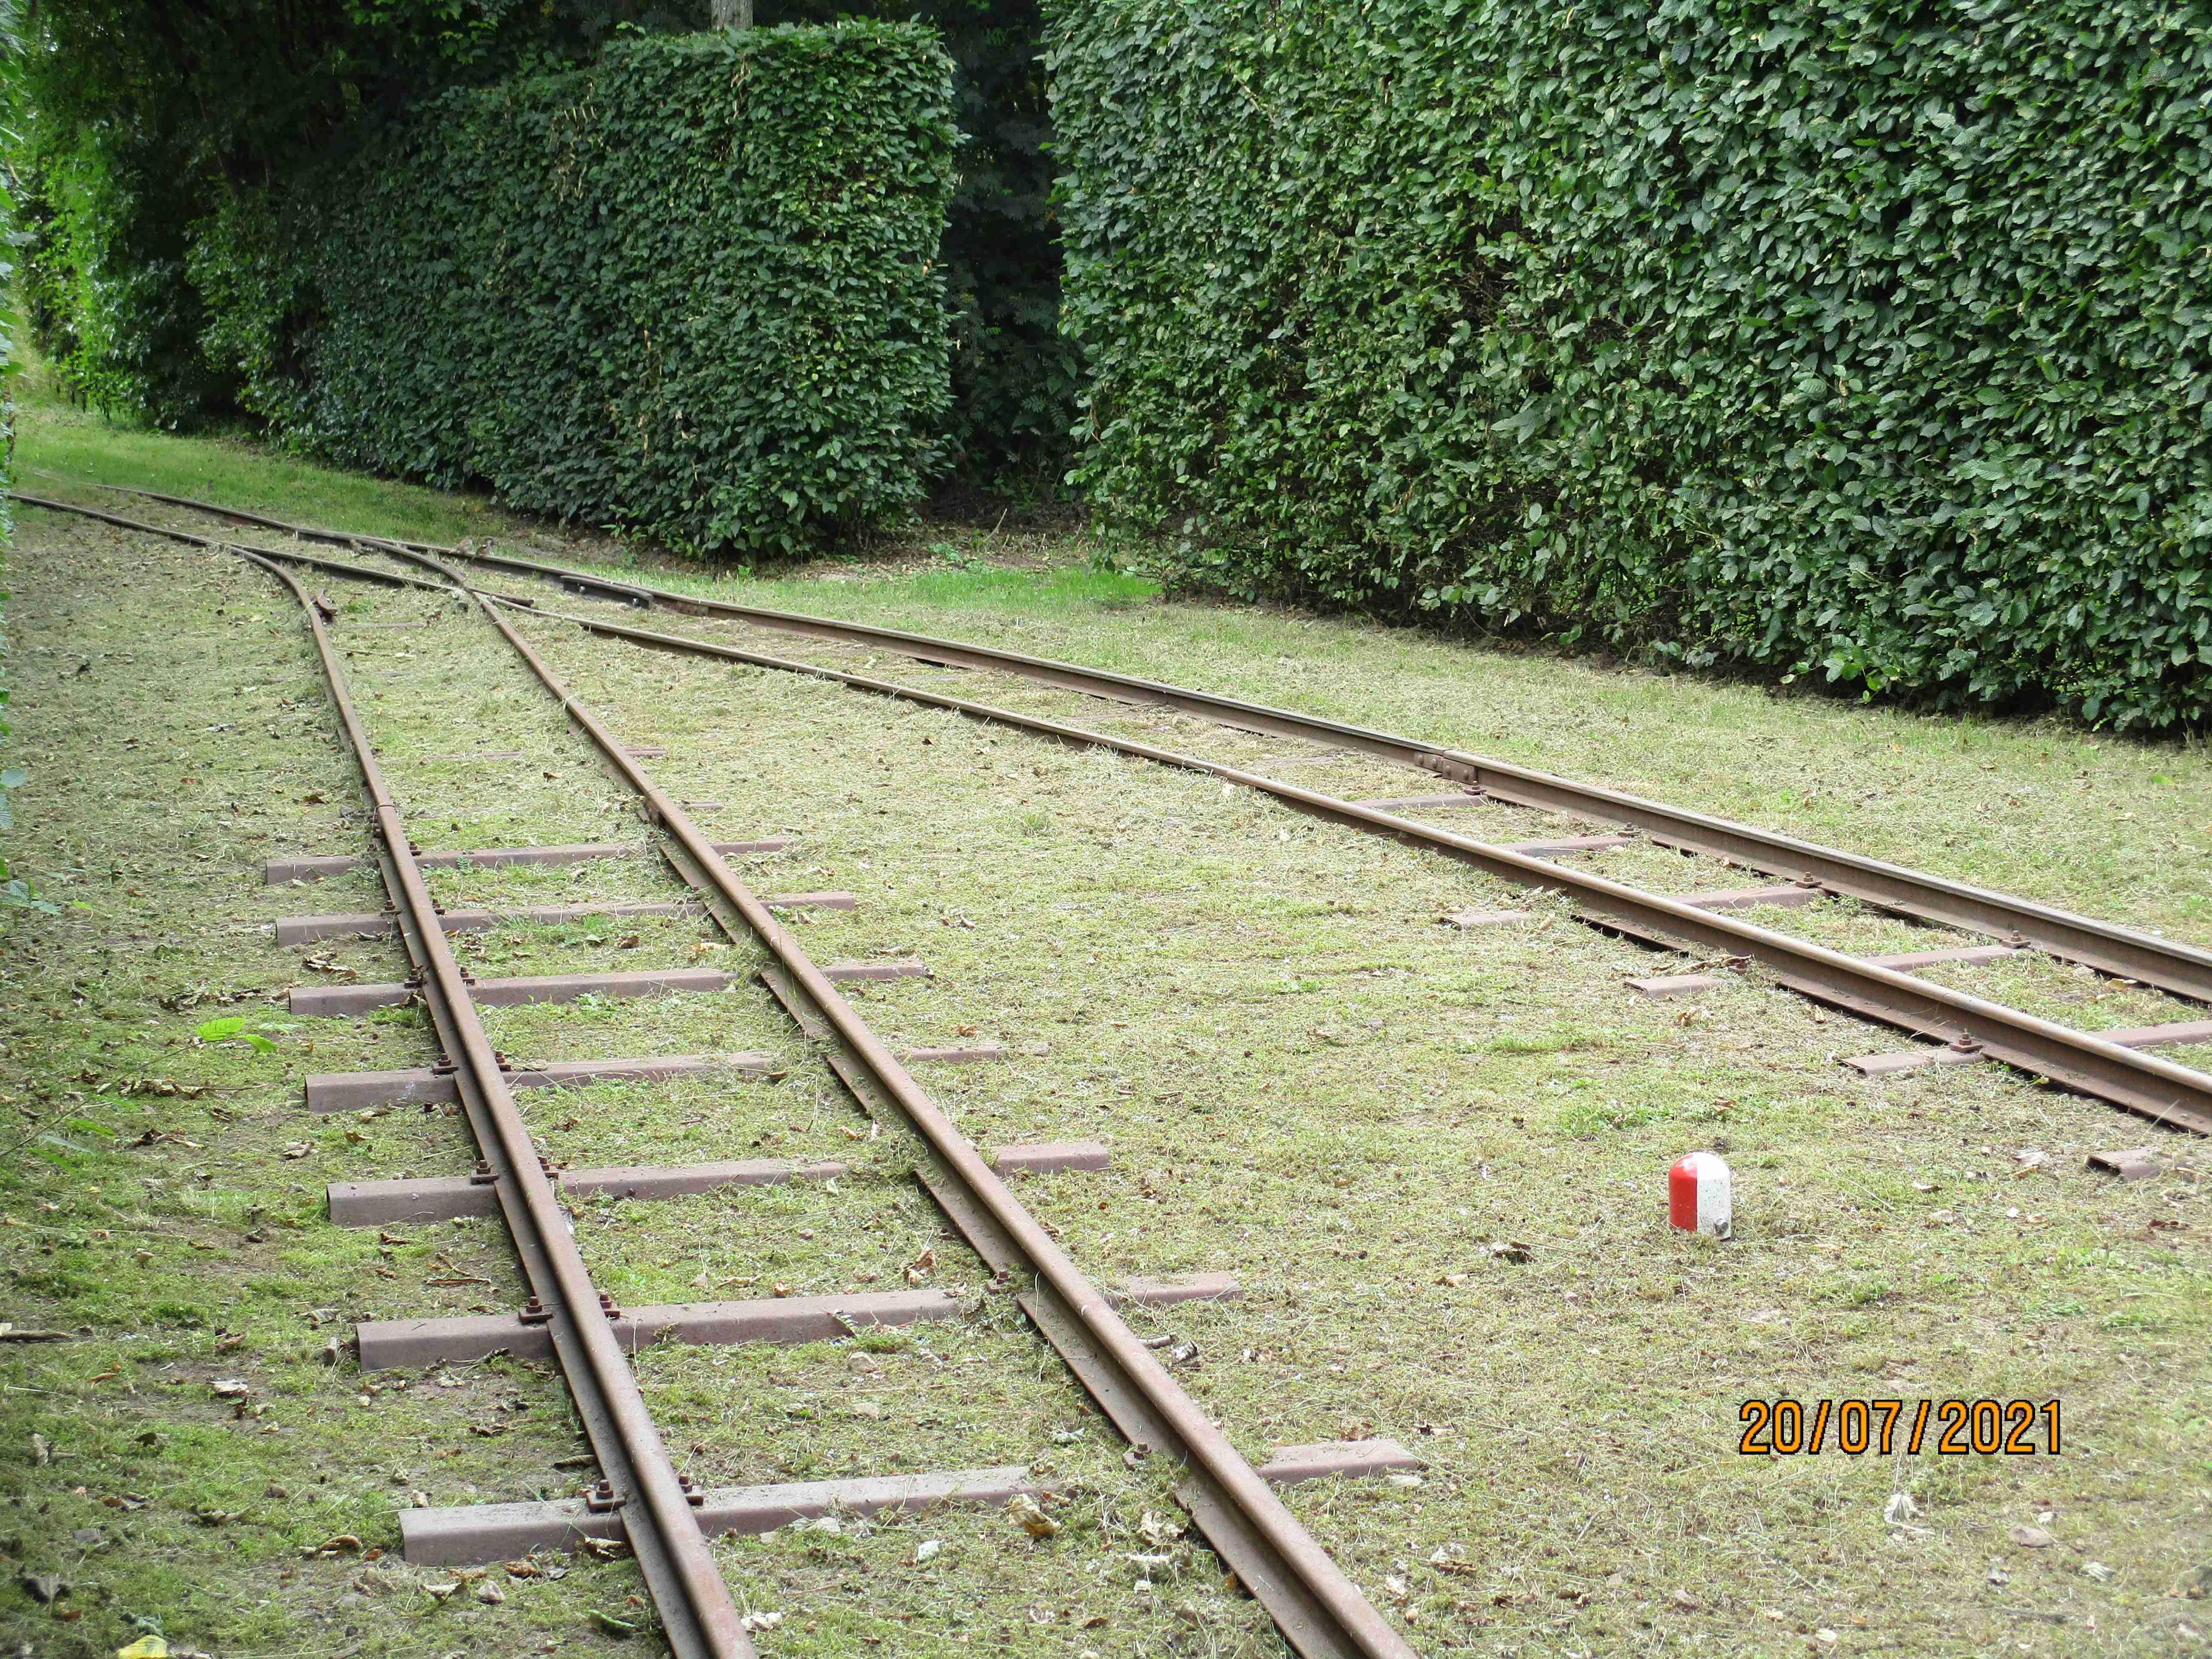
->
[711,0,751,27]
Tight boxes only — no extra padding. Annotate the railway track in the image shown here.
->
[17,495,1420,1657]
[19,486,2212,1144]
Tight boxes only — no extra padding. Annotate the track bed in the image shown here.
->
[1,496,2206,1658]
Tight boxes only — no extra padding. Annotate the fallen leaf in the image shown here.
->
[1009,1493,1060,1539]
[2008,1525,2056,1549]
[209,1379,251,1399]
[474,1580,506,1605]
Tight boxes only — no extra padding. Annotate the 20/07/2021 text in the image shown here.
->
[1739,1398,2061,1457]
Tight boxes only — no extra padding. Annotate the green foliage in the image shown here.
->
[765,0,1078,489]
[1,0,603,426]
[1050,0,2212,730]
[925,0,1080,487]
[192,1016,276,1054]
[9,0,557,422]
[6,0,1066,486]
[195,26,959,555]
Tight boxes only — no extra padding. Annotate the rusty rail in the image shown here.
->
[346,543,1417,1659]
[488,599,2212,1139]
[47,480,2212,1004]
[22,486,2212,1139]
[218,547,752,1658]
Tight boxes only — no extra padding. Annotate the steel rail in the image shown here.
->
[47,480,2212,1006]
[219,550,751,1657]
[360,542,1418,1659]
[484,599,2212,1138]
[24,491,2212,1133]
[8,493,460,597]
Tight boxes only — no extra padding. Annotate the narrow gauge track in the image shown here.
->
[50,484,2212,1000]
[21,486,2212,1141]
[20,495,1418,1659]
[229,547,750,1657]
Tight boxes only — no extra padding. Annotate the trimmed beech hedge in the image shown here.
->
[1051,0,2212,729]
[198,25,957,555]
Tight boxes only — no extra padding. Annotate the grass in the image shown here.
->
[20,367,2212,951]
[3,383,2209,1658]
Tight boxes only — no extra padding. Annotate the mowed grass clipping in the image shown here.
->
[1,389,2208,1658]
[19,371,2212,956]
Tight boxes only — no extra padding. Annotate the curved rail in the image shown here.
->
[363,547,1418,1659]
[495,602,2212,1138]
[49,480,2212,1004]
[22,486,2212,1142]
[28,485,2211,1652]
[200,542,751,1656]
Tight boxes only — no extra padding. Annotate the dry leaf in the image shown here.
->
[1009,1494,1060,1539]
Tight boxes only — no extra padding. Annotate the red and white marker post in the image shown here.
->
[1668,1152,1733,1239]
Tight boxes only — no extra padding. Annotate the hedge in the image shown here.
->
[195,24,958,555]
[1049,0,2212,730]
